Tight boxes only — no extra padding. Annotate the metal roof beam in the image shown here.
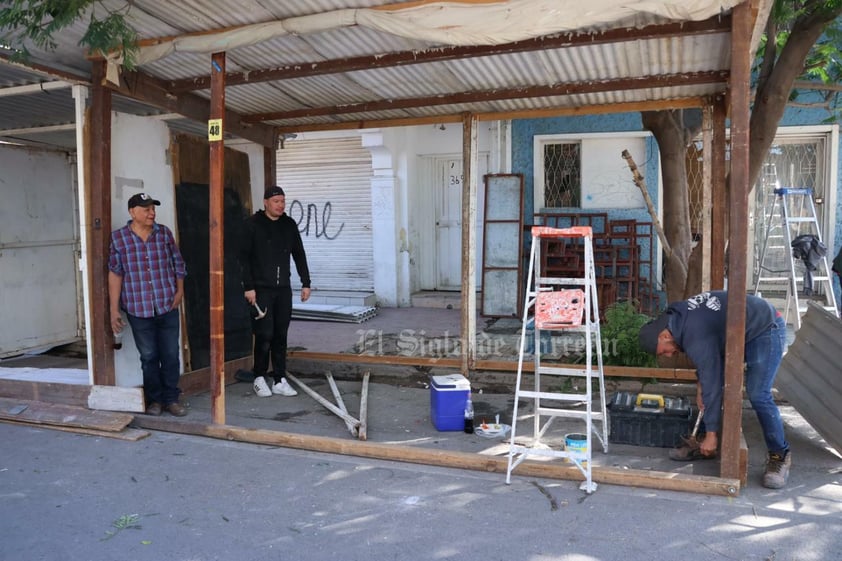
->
[247,71,728,123]
[0,81,72,97]
[166,16,731,93]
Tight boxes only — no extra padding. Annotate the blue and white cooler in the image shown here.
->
[430,373,471,431]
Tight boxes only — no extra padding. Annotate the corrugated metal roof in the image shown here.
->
[0,0,769,148]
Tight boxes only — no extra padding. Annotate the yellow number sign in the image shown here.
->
[208,119,223,141]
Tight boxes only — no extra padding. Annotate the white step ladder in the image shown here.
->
[505,226,608,493]
[753,187,839,329]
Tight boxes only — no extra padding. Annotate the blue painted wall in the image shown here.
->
[512,112,658,225]
[512,106,842,307]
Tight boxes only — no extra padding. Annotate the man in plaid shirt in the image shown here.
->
[109,193,188,416]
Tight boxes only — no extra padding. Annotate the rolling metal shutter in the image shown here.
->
[277,136,374,291]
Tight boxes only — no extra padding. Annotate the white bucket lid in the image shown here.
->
[431,373,470,390]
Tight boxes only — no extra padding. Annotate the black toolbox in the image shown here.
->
[608,391,695,448]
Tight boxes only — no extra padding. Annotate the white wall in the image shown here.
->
[260,124,500,305]
[110,113,178,387]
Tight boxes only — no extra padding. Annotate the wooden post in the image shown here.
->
[264,144,276,191]
[359,371,370,441]
[460,113,479,375]
[721,1,751,481]
[711,94,727,290]
[89,60,115,386]
[209,52,227,425]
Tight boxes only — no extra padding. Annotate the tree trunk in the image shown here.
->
[641,110,693,303]
[749,4,842,191]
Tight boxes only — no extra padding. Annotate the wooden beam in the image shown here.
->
[130,416,741,496]
[106,67,275,147]
[325,372,359,437]
[710,94,727,289]
[285,373,361,433]
[285,350,699,381]
[166,16,731,93]
[359,371,370,441]
[1,419,150,441]
[263,144,276,191]
[0,397,132,432]
[0,379,98,407]
[721,0,752,482]
[209,52,227,425]
[274,98,707,135]
[245,71,729,123]
[89,60,115,386]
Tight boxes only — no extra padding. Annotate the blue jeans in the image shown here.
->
[127,309,181,405]
[744,314,789,454]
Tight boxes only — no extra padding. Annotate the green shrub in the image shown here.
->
[600,301,657,367]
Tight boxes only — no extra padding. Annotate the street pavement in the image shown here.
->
[2,415,841,561]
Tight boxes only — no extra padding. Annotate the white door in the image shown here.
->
[0,145,80,357]
[435,156,488,291]
[750,130,837,287]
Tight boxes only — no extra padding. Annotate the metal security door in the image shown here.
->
[0,145,80,356]
[278,136,374,291]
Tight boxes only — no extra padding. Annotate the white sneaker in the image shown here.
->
[253,376,272,397]
[272,377,298,396]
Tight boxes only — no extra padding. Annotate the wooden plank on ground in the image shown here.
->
[0,397,133,432]
[0,379,90,407]
[131,416,741,497]
[88,385,145,412]
[325,372,358,437]
[359,371,370,441]
[285,373,361,431]
[1,418,150,441]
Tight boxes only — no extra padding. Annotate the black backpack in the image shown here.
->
[791,234,827,295]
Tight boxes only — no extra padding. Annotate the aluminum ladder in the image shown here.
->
[753,187,839,329]
[505,226,608,493]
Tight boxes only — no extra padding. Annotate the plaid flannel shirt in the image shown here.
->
[109,221,187,318]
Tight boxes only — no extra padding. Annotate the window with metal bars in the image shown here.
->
[543,142,581,208]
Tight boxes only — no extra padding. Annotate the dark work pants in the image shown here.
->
[252,286,293,381]
[126,309,181,405]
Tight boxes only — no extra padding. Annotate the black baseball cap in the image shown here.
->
[128,193,161,210]
[264,186,285,199]
[638,312,671,354]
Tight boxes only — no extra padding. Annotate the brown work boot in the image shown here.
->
[145,402,162,416]
[762,450,791,489]
[164,402,187,417]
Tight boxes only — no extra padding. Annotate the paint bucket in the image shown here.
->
[565,433,588,463]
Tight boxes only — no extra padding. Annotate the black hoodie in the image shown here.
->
[240,210,311,291]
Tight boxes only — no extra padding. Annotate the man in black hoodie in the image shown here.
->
[240,186,311,398]
[638,291,791,489]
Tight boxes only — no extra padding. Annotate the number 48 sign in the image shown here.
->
[208,119,223,141]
